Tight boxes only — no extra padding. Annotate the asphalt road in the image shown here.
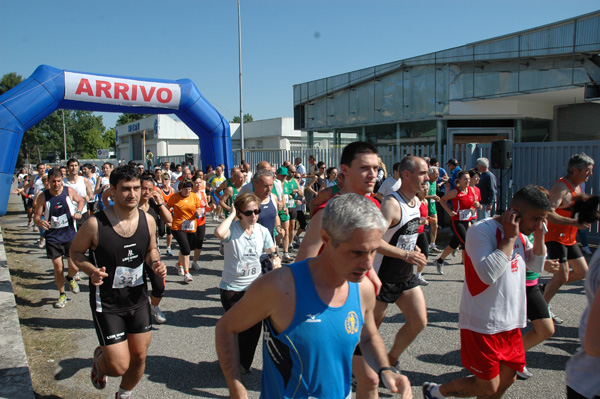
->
[1,188,590,399]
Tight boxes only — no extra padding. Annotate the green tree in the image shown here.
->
[116,113,152,126]
[103,128,116,149]
[0,72,23,95]
[231,113,253,123]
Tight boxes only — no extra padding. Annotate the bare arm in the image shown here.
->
[295,210,323,261]
[215,268,291,398]
[220,187,233,212]
[546,182,589,229]
[358,280,413,397]
[69,216,109,285]
[33,193,49,230]
[151,191,173,223]
[101,188,111,208]
[68,188,85,220]
[584,281,600,357]
[145,216,166,278]
[215,180,228,200]
[214,208,236,241]
[439,189,458,217]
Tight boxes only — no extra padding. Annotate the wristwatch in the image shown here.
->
[75,210,82,215]
[378,366,400,380]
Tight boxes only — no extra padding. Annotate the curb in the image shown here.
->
[0,225,35,399]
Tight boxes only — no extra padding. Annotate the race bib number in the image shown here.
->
[182,219,196,231]
[112,263,144,289]
[237,262,260,278]
[395,234,417,252]
[285,195,295,208]
[50,214,68,229]
[459,209,471,221]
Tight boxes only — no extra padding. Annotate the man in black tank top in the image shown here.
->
[373,156,430,385]
[70,166,166,399]
[34,167,86,309]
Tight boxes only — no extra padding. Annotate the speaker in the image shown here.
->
[491,139,513,169]
[184,153,194,166]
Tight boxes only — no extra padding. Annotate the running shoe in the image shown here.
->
[91,346,107,389]
[452,249,458,257]
[435,258,445,275]
[550,310,563,325]
[54,293,67,309]
[517,366,533,380]
[27,221,32,228]
[429,244,442,254]
[74,271,82,281]
[294,236,302,244]
[240,365,252,375]
[417,276,429,286]
[37,238,45,249]
[191,261,201,271]
[184,272,193,283]
[151,305,167,324]
[68,279,80,294]
[422,382,443,399]
[282,253,294,263]
[582,246,593,255]
[177,263,184,276]
[166,248,174,257]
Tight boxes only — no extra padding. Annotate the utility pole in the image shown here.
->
[237,0,245,163]
[62,110,67,162]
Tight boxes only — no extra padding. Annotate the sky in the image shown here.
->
[1,1,598,130]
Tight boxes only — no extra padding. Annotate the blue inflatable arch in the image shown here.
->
[0,64,233,216]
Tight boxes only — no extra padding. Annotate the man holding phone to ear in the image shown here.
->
[423,186,549,399]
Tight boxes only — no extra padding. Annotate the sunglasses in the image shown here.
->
[240,208,261,217]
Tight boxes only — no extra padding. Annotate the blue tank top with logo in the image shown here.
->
[261,259,362,399]
[43,188,76,244]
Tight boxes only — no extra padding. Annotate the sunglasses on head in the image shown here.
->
[240,208,261,217]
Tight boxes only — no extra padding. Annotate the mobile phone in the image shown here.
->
[542,221,548,234]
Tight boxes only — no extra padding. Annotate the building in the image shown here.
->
[115,115,301,167]
[293,11,600,163]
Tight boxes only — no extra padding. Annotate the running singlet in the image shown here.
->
[168,192,201,232]
[224,180,240,218]
[545,178,578,246]
[63,176,88,213]
[261,260,362,399]
[283,178,298,209]
[373,192,421,282]
[43,188,76,244]
[257,193,278,239]
[451,187,475,221]
[89,210,150,313]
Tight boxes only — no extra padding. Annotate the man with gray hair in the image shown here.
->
[543,153,594,323]
[476,157,497,220]
[216,194,412,399]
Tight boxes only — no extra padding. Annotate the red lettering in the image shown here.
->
[140,85,156,102]
[156,88,172,103]
[96,80,112,98]
[132,84,137,101]
[114,83,129,100]
[74,79,93,96]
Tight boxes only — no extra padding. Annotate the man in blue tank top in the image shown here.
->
[70,166,167,399]
[216,194,413,399]
[34,167,86,309]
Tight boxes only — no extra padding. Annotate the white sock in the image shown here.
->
[432,384,444,398]
[117,387,133,399]
[416,272,422,278]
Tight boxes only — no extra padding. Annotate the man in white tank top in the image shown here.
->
[373,156,429,377]
[63,158,93,222]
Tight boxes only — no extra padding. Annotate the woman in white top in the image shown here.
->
[214,193,280,373]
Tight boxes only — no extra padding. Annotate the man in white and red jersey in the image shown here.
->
[423,185,550,399]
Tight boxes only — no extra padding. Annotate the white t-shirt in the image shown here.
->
[170,170,182,184]
[219,221,274,291]
[377,176,401,197]
[63,176,88,213]
[459,218,545,334]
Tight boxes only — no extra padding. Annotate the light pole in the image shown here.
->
[237,0,245,163]
[62,110,67,162]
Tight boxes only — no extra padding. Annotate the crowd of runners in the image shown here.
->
[10,144,600,398]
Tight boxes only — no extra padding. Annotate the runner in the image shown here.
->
[215,194,412,398]
[372,156,429,380]
[63,158,93,229]
[159,174,175,257]
[214,193,279,375]
[284,164,301,252]
[190,174,216,270]
[167,177,203,283]
[435,171,479,275]
[543,153,594,323]
[139,173,173,324]
[70,165,166,399]
[34,167,85,308]
[423,185,549,399]
[426,166,442,253]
